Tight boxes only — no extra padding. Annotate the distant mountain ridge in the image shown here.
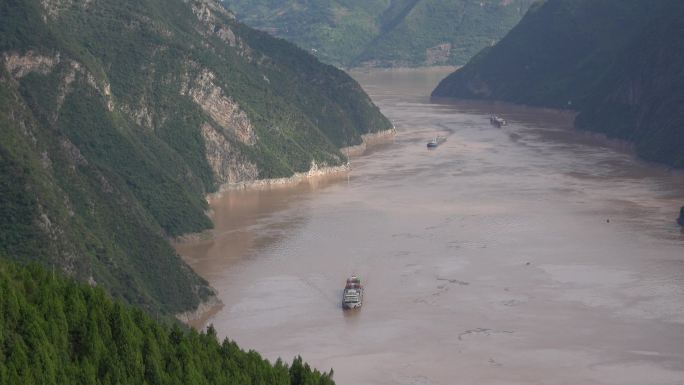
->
[0,0,391,316]
[432,0,684,168]
[222,0,534,68]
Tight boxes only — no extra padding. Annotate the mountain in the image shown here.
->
[432,0,684,168]
[0,258,335,385]
[0,0,392,316]
[222,0,534,68]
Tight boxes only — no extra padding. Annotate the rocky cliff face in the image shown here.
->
[200,122,259,184]
[0,0,392,315]
[182,67,257,146]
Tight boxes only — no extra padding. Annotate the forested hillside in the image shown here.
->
[223,0,533,67]
[0,0,392,316]
[432,0,684,168]
[0,258,335,385]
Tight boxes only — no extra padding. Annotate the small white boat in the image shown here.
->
[490,115,507,127]
[427,136,446,148]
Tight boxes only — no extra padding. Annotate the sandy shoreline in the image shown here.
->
[175,127,396,325]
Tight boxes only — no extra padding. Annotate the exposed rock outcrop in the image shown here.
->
[41,0,93,20]
[3,52,114,114]
[212,160,351,193]
[200,123,258,184]
[187,0,254,58]
[183,68,257,145]
[341,127,396,157]
[209,126,397,194]
[3,51,59,78]
[425,43,452,66]
[175,294,222,324]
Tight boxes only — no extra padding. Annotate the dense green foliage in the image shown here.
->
[0,0,391,315]
[223,0,533,67]
[574,1,684,168]
[0,258,335,385]
[432,0,684,168]
[432,0,653,106]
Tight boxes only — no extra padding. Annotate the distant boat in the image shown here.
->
[490,115,507,128]
[342,276,363,309]
[427,136,447,148]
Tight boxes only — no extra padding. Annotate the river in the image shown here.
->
[175,68,684,385]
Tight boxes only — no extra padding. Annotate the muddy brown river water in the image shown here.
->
[175,68,684,385]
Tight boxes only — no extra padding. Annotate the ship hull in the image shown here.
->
[343,301,362,309]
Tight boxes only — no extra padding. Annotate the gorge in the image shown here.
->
[176,68,684,385]
[2,0,684,384]
[432,0,684,169]
[0,0,391,317]
[222,0,534,68]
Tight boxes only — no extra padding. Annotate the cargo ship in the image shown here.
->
[342,276,363,309]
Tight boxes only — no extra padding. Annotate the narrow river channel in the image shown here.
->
[175,68,684,385]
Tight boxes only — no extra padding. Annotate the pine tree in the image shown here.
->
[0,260,337,385]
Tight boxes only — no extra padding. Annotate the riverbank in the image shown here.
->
[175,294,223,326]
[348,65,458,75]
[210,161,351,196]
[212,127,396,194]
[174,127,396,325]
[171,68,684,385]
[207,127,396,197]
[341,127,396,157]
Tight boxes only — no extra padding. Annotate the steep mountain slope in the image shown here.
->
[432,0,653,106]
[0,258,335,385]
[223,0,533,67]
[222,0,388,67]
[0,0,391,316]
[574,1,684,167]
[432,0,684,168]
[354,0,535,68]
